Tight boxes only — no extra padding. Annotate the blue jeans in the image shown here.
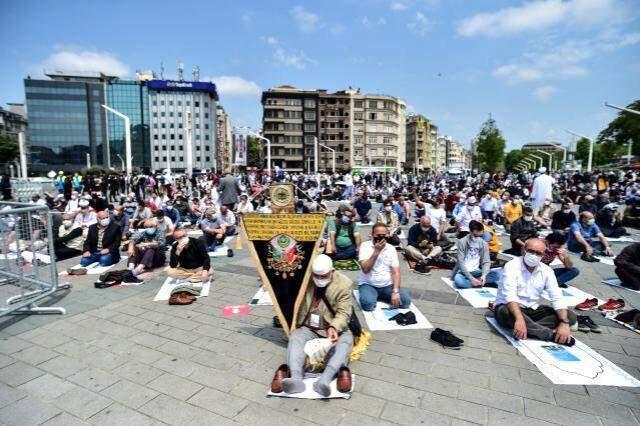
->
[568,240,605,255]
[359,284,411,311]
[453,269,502,289]
[335,244,356,260]
[80,252,115,267]
[553,267,580,285]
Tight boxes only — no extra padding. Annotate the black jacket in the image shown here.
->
[169,237,210,270]
[510,218,538,246]
[83,222,122,259]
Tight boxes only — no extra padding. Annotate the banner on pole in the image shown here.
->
[233,132,247,166]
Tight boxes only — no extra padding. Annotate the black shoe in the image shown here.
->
[273,316,282,329]
[558,283,568,288]
[430,328,463,349]
[413,263,431,275]
[94,280,117,289]
[227,249,234,258]
[577,315,601,333]
[483,282,498,289]
[581,254,600,263]
[436,328,464,345]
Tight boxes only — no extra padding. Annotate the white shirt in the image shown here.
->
[428,207,446,231]
[74,211,97,227]
[216,211,236,226]
[495,258,566,310]
[358,240,399,288]
[455,206,482,232]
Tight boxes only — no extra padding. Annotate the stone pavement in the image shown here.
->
[0,227,639,425]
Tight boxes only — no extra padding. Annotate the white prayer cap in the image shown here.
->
[312,254,334,275]
[539,167,547,173]
[467,196,477,204]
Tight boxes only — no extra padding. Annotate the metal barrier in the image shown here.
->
[0,202,68,315]
[10,178,56,203]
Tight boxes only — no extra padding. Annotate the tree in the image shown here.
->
[504,149,526,171]
[597,100,640,156]
[574,137,591,165]
[475,117,506,173]
[0,134,19,165]
[247,136,261,168]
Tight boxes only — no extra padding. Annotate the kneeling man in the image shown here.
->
[166,228,211,283]
[494,238,577,345]
[276,254,353,397]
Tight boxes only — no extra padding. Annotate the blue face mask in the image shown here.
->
[145,228,156,236]
[341,216,351,224]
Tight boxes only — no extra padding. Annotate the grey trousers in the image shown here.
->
[404,245,442,263]
[287,326,353,380]
[494,304,577,341]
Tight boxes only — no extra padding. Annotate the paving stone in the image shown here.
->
[139,394,236,425]
[331,391,387,418]
[430,363,490,388]
[586,386,640,408]
[233,402,314,426]
[336,411,386,426]
[147,372,203,400]
[54,386,113,420]
[359,377,423,407]
[380,401,450,425]
[0,337,31,355]
[100,380,159,409]
[489,377,556,404]
[524,399,603,426]
[0,382,26,408]
[0,361,44,386]
[112,361,164,385]
[11,344,59,366]
[42,411,89,425]
[458,384,524,415]
[18,373,77,401]
[188,386,250,418]
[554,389,639,425]
[0,395,61,425]
[419,391,488,424]
[68,366,120,392]
[39,355,88,378]
[488,409,555,426]
[89,402,158,425]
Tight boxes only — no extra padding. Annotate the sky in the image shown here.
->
[1,0,639,151]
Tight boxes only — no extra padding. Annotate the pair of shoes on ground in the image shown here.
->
[575,298,624,312]
[576,315,602,333]
[412,263,431,275]
[430,328,464,349]
[388,311,417,326]
[270,364,352,395]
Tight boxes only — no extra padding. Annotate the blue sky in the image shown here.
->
[1,0,639,151]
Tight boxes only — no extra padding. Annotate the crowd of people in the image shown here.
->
[2,164,640,396]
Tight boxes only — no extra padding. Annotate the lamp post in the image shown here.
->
[102,105,131,176]
[528,154,544,170]
[625,139,633,165]
[604,102,640,116]
[313,136,319,175]
[18,131,28,179]
[319,143,336,174]
[535,150,553,170]
[185,111,193,179]
[523,158,536,170]
[566,130,593,172]
[116,154,125,172]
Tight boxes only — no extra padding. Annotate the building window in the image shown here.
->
[186,101,191,106]
[195,101,200,107]
[205,135,209,140]
[179,134,183,140]
[154,146,159,151]
[170,134,175,140]
[304,99,316,108]
[354,136,362,145]
[205,124,209,129]
[162,145,167,150]
[383,137,391,144]
[155,157,159,162]
[160,100,165,106]
[205,146,210,151]
[169,100,173,106]
[196,146,200,150]
[161,112,165,117]
[154,135,158,140]
[169,112,174,117]
[368,100,377,108]
[162,134,166,139]
[153,101,157,106]
[177,101,182,106]
[205,113,209,119]
[354,101,363,108]
[163,156,167,161]
[153,112,158,117]
[369,113,376,120]
[196,156,201,161]
[204,102,209,108]
[161,123,166,129]
[206,156,210,162]
[170,145,175,150]
[304,111,316,120]
[171,156,175,161]
[170,123,174,129]
[180,156,184,161]
[368,136,376,144]
[354,112,363,120]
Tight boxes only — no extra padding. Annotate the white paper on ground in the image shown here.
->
[208,236,235,257]
[59,256,128,276]
[267,373,354,399]
[541,286,606,307]
[353,290,433,331]
[594,255,615,266]
[0,252,19,260]
[153,277,211,301]
[486,317,640,386]
[20,251,51,264]
[601,278,640,294]
[187,229,204,237]
[441,277,496,308]
[607,236,636,243]
[250,286,273,305]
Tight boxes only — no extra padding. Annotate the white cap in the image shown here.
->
[539,167,547,173]
[467,196,477,204]
[312,254,333,275]
[79,200,90,208]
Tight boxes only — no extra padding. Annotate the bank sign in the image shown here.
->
[147,80,218,97]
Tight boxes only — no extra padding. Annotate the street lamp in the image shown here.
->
[116,154,125,172]
[233,126,272,177]
[313,136,319,175]
[527,154,544,170]
[18,131,27,179]
[604,102,640,116]
[523,158,537,170]
[566,130,593,172]
[102,105,132,175]
[535,150,553,171]
[319,143,336,174]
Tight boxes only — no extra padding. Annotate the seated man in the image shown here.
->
[358,223,411,311]
[614,242,640,291]
[551,201,576,234]
[622,199,640,229]
[74,200,97,230]
[166,228,211,283]
[375,200,401,246]
[505,207,538,255]
[54,214,84,261]
[216,205,237,237]
[353,192,372,224]
[154,210,176,244]
[455,196,482,238]
[275,254,353,397]
[328,209,361,260]
[595,203,627,238]
[127,219,166,276]
[567,211,613,261]
[81,211,121,267]
[535,198,555,228]
[494,238,577,345]
[199,208,225,252]
[163,199,181,226]
[451,220,501,288]
[405,216,441,274]
[503,197,523,233]
[110,205,130,240]
[542,232,580,288]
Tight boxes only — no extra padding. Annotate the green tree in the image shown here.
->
[597,100,640,156]
[574,137,591,165]
[0,134,19,165]
[247,136,261,167]
[475,117,506,173]
[504,149,526,171]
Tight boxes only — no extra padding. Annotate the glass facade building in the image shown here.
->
[106,80,151,170]
[24,75,109,172]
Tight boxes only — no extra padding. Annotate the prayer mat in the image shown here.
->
[154,277,211,301]
[603,312,640,335]
[486,317,640,386]
[607,236,636,243]
[441,277,496,309]
[352,290,433,331]
[208,236,236,257]
[594,255,615,266]
[250,285,273,306]
[59,257,128,276]
[267,372,354,399]
[20,251,51,265]
[541,286,606,308]
[333,258,361,271]
[601,278,640,294]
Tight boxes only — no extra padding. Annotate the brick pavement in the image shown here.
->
[0,228,639,425]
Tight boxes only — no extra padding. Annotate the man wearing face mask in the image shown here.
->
[375,201,401,246]
[54,214,84,261]
[551,201,576,234]
[452,220,501,288]
[81,211,122,267]
[494,238,577,346]
[503,196,523,233]
[455,196,482,238]
[110,205,130,239]
[353,192,372,224]
[166,228,211,283]
[162,200,181,225]
[127,219,166,276]
[74,200,97,230]
[64,191,80,214]
[405,216,441,274]
[505,207,539,256]
[273,254,353,397]
[329,209,361,260]
[568,211,613,261]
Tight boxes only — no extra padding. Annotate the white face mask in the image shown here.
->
[99,218,110,227]
[178,236,189,245]
[523,216,533,222]
[563,209,571,213]
[385,206,392,212]
[313,276,331,288]
[523,252,541,268]
[63,220,73,228]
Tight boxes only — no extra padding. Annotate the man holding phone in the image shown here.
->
[357,223,411,311]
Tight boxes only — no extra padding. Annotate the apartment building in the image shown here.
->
[446,139,466,169]
[405,114,439,172]
[216,105,232,173]
[317,90,354,172]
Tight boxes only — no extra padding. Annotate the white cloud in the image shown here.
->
[361,16,387,27]
[265,36,279,45]
[241,14,252,24]
[330,24,345,35]
[209,76,261,98]
[39,47,129,77]
[290,6,320,32]
[407,12,429,35]
[391,2,408,11]
[533,85,557,101]
[273,48,316,69]
[458,0,630,37]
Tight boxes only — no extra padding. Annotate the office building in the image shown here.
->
[24,72,112,172]
[446,139,466,169]
[0,105,27,142]
[147,79,218,172]
[405,114,438,172]
[216,105,232,173]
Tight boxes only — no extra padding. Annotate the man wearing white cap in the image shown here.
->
[275,254,354,397]
[531,167,554,211]
[455,195,482,238]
